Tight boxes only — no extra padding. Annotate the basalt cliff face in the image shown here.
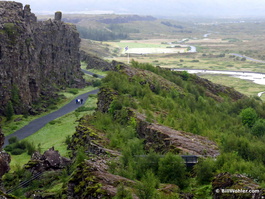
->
[0,1,85,115]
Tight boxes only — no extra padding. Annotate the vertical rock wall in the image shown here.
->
[0,2,85,115]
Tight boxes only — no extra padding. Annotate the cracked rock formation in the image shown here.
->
[0,1,85,115]
[0,128,10,179]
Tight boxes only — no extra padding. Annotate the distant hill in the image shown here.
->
[38,14,196,41]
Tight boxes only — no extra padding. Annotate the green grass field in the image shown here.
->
[108,41,169,49]
[8,92,98,171]
[2,85,97,137]
[104,39,265,101]
[4,68,100,171]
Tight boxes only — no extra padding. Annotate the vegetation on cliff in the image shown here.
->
[0,2,85,118]
[62,61,265,198]
[2,60,265,198]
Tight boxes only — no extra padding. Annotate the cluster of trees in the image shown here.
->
[91,61,265,194]
[77,26,129,41]
[161,21,183,29]
[108,24,140,34]
[4,85,20,120]
[5,60,265,197]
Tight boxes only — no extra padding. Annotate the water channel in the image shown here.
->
[172,69,265,97]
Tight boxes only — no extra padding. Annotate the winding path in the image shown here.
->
[4,70,103,147]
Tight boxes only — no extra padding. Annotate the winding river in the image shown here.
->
[173,69,265,97]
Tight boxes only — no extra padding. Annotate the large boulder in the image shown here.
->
[24,147,71,173]
[67,158,137,199]
[136,112,219,157]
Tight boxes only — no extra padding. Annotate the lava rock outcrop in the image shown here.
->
[0,1,85,115]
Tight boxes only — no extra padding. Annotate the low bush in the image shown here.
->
[65,135,71,145]
[68,88,79,95]
[92,79,102,87]
[4,139,37,156]
[75,106,94,112]
[11,148,25,155]
[8,136,18,144]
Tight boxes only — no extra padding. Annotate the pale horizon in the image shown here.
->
[4,0,265,18]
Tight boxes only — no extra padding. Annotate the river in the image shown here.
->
[173,69,265,96]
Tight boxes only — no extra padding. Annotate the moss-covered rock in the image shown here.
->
[69,116,107,154]
[97,88,118,113]
[67,162,111,199]
[135,111,219,156]
[212,172,264,199]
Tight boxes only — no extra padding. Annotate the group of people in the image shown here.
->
[75,98,83,104]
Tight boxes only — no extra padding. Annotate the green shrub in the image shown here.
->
[240,107,257,128]
[5,140,37,156]
[48,105,58,110]
[4,145,13,152]
[11,85,20,105]
[11,148,25,155]
[5,101,14,121]
[13,140,27,150]
[180,71,189,81]
[68,88,79,95]
[75,106,94,112]
[8,136,18,144]
[135,152,160,179]
[92,79,102,87]
[26,142,37,155]
[49,121,56,125]
[65,135,72,145]
[158,153,187,189]
[195,158,217,184]
[136,170,159,199]
[252,119,265,137]
[114,184,133,199]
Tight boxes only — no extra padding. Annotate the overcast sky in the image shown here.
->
[11,0,265,17]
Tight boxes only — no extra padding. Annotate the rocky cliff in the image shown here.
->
[0,129,10,180]
[80,50,115,71]
[0,1,85,116]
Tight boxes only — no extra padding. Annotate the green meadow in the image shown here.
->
[5,71,101,171]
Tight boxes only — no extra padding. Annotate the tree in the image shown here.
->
[114,183,133,199]
[240,107,257,128]
[181,71,189,81]
[252,119,265,137]
[158,153,187,189]
[11,85,20,105]
[195,158,216,184]
[136,170,159,199]
[5,101,14,121]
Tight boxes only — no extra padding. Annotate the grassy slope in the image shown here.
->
[5,61,265,198]
[9,94,97,170]
[69,62,265,198]
[70,14,265,100]
[2,85,96,136]
[7,70,102,170]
